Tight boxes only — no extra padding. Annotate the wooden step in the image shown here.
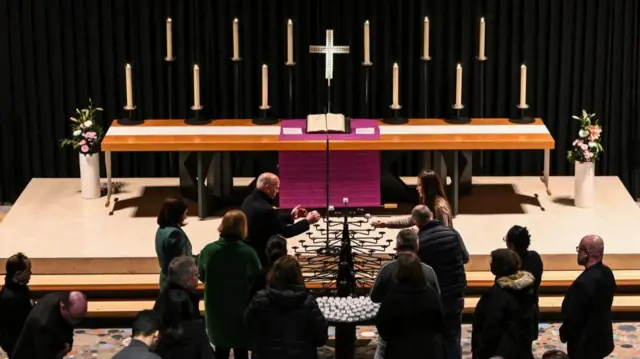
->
[26,270,640,293]
[86,295,640,318]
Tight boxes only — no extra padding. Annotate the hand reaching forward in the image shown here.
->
[291,205,308,219]
[371,220,388,228]
[306,211,321,224]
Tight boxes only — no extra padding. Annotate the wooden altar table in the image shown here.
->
[101,118,555,218]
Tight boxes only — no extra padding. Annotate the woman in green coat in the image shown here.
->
[155,197,194,285]
[198,210,261,359]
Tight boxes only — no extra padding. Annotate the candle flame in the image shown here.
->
[521,64,526,68]
[288,19,292,25]
[167,18,172,23]
[263,64,268,68]
[194,64,199,69]
[481,17,485,22]
[425,17,429,22]
[457,63,461,68]
[126,63,131,68]
[365,20,369,25]
[234,18,238,23]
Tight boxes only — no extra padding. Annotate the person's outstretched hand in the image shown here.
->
[306,211,321,224]
[291,205,308,219]
[371,220,387,228]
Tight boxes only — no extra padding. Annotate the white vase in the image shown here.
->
[574,161,595,208]
[79,153,101,199]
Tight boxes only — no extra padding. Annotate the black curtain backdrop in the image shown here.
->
[1,0,640,202]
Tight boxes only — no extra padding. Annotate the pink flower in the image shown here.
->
[588,125,602,140]
[79,140,86,146]
[81,145,89,153]
[85,131,97,139]
[580,143,588,150]
[583,150,593,160]
[573,139,582,146]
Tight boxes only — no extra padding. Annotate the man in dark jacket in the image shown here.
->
[11,291,87,359]
[560,235,616,359]
[112,310,161,359]
[0,253,33,356]
[412,205,469,359]
[241,172,321,265]
[154,256,201,318]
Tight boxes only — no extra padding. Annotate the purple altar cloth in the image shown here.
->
[278,119,380,140]
[278,150,381,209]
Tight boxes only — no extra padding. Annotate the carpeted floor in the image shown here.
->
[2,323,639,358]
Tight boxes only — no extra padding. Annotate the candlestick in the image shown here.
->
[287,19,294,65]
[455,63,462,108]
[125,63,134,109]
[519,64,527,107]
[193,65,201,108]
[233,18,240,60]
[479,17,486,60]
[392,63,399,108]
[261,64,269,108]
[364,20,371,65]
[423,17,430,59]
[166,18,173,60]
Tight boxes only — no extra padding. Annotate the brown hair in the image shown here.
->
[267,255,304,288]
[218,210,248,239]
[394,252,427,287]
[418,169,448,205]
[490,248,521,277]
[157,197,188,227]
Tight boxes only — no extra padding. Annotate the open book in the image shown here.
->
[305,113,349,133]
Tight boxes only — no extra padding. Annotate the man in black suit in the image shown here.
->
[154,256,201,318]
[0,252,34,356]
[241,172,321,265]
[412,205,469,359]
[12,291,87,359]
[560,235,617,359]
[112,310,161,359]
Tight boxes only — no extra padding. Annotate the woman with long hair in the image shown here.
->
[373,169,453,228]
[375,252,446,359]
[245,255,328,359]
[197,210,261,359]
[155,197,194,285]
[153,289,214,359]
[504,225,543,342]
[471,249,536,359]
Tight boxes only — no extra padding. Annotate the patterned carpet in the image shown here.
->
[1,323,639,358]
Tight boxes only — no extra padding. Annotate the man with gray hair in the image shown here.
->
[412,204,469,359]
[242,172,321,265]
[370,228,440,359]
[560,235,616,359]
[153,256,201,318]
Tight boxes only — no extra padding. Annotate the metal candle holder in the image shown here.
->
[252,105,278,125]
[286,62,295,118]
[383,105,408,125]
[446,104,471,124]
[165,56,176,119]
[232,57,242,118]
[185,105,211,125]
[362,62,373,118]
[118,106,143,126]
[421,56,432,118]
[510,104,535,124]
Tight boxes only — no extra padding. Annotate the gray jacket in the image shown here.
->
[370,258,440,303]
[112,339,161,359]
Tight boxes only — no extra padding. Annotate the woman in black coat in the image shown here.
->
[153,289,215,359]
[244,255,328,359]
[471,249,537,359]
[504,225,543,340]
[375,252,446,359]
[249,235,287,299]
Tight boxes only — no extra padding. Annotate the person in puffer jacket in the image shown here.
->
[244,255,328,359]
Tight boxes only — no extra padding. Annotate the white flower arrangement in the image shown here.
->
[60,99,104,156]
[567,110,603,163]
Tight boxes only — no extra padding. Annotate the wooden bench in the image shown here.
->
[85,295,640,318]
[27,270,640,293]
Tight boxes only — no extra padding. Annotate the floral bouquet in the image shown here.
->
[567,110,603,163]
[60,99,104,155]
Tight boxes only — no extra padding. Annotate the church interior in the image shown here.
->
[1,0,640,358]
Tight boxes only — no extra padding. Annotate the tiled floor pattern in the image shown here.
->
[1,323,639,358]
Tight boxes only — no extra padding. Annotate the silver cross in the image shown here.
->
[310,30,350,84]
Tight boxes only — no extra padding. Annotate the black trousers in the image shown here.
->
[216,347,249,359]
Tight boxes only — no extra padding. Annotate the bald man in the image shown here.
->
[12,291,87,359]
[560,235,616,359]
[241,173,321,265]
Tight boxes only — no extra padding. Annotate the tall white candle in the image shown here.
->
[479,17,486,59]
[392,63,399,107]
[233,18,240,59]
[520,64,527,106]
[193,65,201,108]
[261,64,268,107]
[455,64,463,107]
[166,18,173,59]
[287,19,293,64]
[423,17,430,59]
[125,64,133,108]
[364,20,371,64]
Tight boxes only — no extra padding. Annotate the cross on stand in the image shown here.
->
[310,30,349,112]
